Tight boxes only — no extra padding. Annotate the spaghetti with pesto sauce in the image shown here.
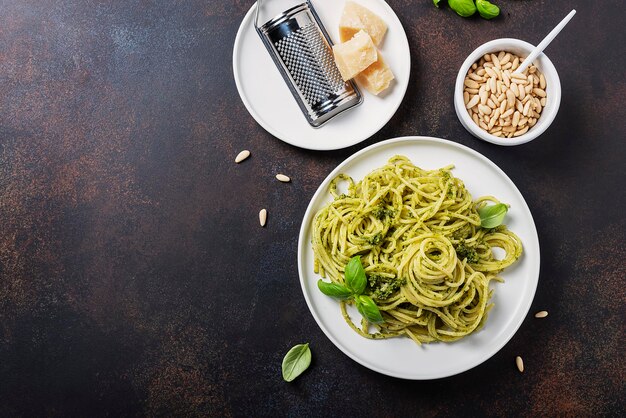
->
[312,155,522,344]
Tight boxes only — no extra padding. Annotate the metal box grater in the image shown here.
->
[255,0,362,128]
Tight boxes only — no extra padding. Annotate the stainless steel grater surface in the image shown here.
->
[255,0,362,128]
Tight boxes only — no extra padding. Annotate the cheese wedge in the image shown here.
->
[339,1,388,46]
[332,30,377,81]
[355,51,394,95]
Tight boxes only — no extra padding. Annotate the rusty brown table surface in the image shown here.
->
[1,0,625,416]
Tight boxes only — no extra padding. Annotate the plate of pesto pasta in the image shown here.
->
[297,136,540,379]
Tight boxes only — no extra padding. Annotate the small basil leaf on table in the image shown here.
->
[317,280,352,299]
[281,343,311,382]
[344,256,367,295]
[433,0,442,7]
[476,0,500,19]
[448,0,477,17]
[478,203,508,228]
[355,295,384,324]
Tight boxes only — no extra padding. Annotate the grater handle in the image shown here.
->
[254,0,262,28]
[255,0,318,31]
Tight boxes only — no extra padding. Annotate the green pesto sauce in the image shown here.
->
[367,274,406,300]
[454,239,479,264]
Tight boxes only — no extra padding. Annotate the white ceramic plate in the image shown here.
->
[233,0,411,150]
[298,137,540,379]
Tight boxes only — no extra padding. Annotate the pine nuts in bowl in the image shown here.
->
[454,38,562,146]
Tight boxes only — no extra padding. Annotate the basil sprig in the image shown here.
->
[317,256,384,324]
[434,0,500,20]
[478,203,508,228]
[282,343,311,382]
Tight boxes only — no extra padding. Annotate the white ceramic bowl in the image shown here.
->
[454,38,562,146]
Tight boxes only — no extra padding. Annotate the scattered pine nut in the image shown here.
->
[516,356,524,373]
[276,174,291,183]
[235,150,250,163]
[259,209,267,227]
[535,310,549,318]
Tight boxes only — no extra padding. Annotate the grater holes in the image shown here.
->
[275,23,341,106]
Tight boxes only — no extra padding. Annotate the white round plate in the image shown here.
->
[233,0,411,150]
[298,137,540,379]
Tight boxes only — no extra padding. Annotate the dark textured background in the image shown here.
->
[0,0,624,416]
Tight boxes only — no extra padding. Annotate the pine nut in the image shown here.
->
[478,104,492,115]
[512,111,521,127]
[485,67,498,79]
[535,310,548,318]
[533,88,547,97]
[235,150,251,163]
[259,209,267,227]
[276,174,290,182]
[506,90,516,108]
[464,79,480,89]
[501,108,514,119]
[491,54,501,69]
[540,74,546,89]
[466,94,480,109]
[514,126,529,137]
[516,356,524,373]
[465,94,480,109]
[499,100,507,114]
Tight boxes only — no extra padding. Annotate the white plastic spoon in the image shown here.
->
[515,9,577,74]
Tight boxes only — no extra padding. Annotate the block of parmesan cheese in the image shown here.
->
[355,51,394,95]
[332,30,378,81]
[339,1,388,46]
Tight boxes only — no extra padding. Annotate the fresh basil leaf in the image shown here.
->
[355,295,384,324]
[281,343,312,382]
[317,280,352,299]
[448,0,477,17]
[344,256,367,295]
[478,203,508,228]
[476,0,500,19]
[433,0,442,7]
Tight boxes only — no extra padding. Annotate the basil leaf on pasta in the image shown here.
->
[317,280,352,299]
[355,295,384,324]
[478,203,508,228]
[344,256,367,295]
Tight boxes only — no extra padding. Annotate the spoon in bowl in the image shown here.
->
[515,9,576,74]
